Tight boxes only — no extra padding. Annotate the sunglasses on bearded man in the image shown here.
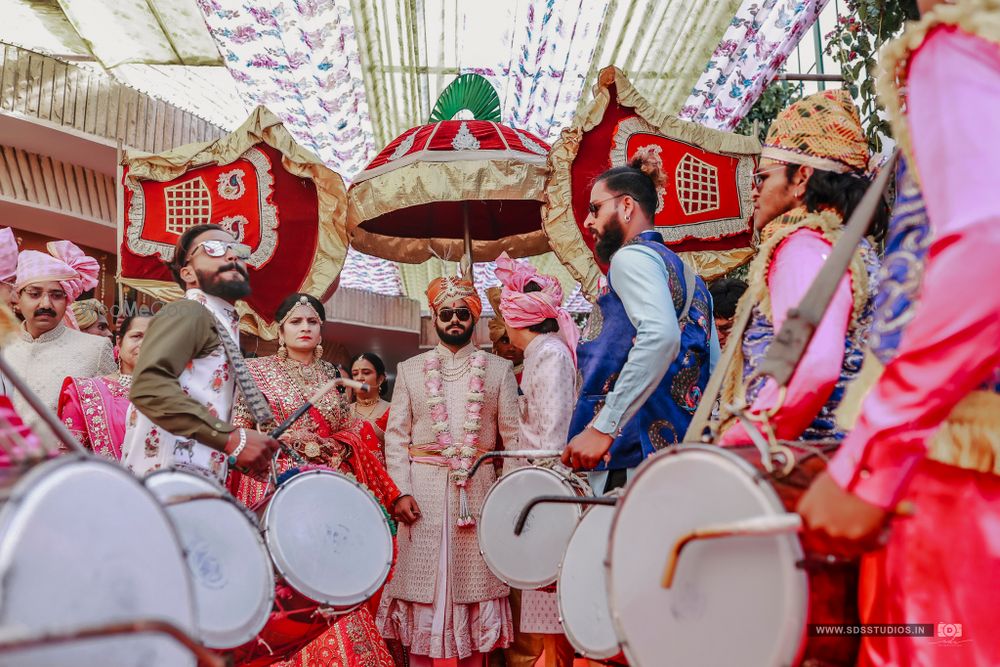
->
[437,307,473,322]
[188,239,252,262]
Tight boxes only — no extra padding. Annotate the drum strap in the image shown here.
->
[679,260,697,324]
[684,151,898,443]
[212,321,275,426]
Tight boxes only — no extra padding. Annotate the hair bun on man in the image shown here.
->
[629,145,667,190]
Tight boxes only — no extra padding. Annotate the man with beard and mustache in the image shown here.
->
[2,240,116,431]
[123,224,278,482]
[562,148,716,494]
[377,276,520,667]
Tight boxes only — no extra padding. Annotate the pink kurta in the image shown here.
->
[719,229,854,444]
[514,334,577,635]
[827,25,1000,667]
[58,375,131,460]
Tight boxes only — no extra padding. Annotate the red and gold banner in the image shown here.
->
[120,107,349,340]
[544,66,761,298]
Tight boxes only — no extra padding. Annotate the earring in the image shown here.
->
[313,344,324,360]
[277,341,288,359]
[625,214,631,222]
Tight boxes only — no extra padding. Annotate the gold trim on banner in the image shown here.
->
[121,106,349,340]
[877,0,1000,188]
[347,157,549,263]
[349,229,552,265]
[542,66,761,300]
[677,248,754,282]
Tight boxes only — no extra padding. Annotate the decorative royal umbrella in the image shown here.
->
[347,75,552,276]
[120,107,349,340]
[544,66,762,298]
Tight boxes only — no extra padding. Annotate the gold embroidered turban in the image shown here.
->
[426,275,483,320]
[762,89,869,174]
[70,299,107,330]
[485,287,508,343]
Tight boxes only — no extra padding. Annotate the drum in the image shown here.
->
[478,465,589,589]
[608,445,859,667]
[145,469,275,649]
[0,456,196,666]
[260,468,394,609]
[557,494,620,660]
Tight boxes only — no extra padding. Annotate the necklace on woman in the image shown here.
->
[352,400,382,420]
[282,356,319,384]
[116,373,132,389]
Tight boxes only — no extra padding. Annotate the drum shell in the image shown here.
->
[258,468,394,611]
[0,455,197,666]
[728,442,860,666]
[557,494,621,660]
[478,466,589,589]
[224,585,329,667]
[144,469,276,649]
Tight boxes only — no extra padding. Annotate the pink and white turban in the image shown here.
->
[15,241,100,328]
[15,240,99,301]
[0,228,18,284]
[494,252,579,366]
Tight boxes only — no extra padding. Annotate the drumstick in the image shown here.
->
[514,495,618,535]
[0,618,226,667]
[467,450,564,478]
[660,502,915,589]
[269,377,370,455]
[662,514,803,588]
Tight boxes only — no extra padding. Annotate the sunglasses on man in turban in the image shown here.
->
[438,307,473,322]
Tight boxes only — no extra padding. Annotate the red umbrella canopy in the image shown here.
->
[544,67,761,298]
[347,119,552,264]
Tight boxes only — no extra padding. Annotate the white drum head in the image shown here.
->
[478,467,583,589]
[0,457,196,666]
[558,499,619,659]
[262,469,393,608]
[145,470,275,648]
[607,447,808,667]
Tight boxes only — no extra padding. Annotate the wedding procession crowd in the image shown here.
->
[0,1,996,666]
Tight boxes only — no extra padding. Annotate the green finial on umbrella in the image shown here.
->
[428,74,501,123]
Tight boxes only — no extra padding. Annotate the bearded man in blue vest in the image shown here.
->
[562,148,718,493]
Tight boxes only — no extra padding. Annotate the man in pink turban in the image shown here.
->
[0,228,18,309]
[2,240,115,434]
[493,253,578,667]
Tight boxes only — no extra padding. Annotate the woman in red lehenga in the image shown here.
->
[228,293,399,667]
[348,352,392,466]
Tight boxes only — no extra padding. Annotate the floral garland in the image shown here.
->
[425,350,488,527]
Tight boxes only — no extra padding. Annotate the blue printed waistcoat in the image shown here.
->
[872,157,1000,391]
[569,232,712,469]
[741,226,881,441]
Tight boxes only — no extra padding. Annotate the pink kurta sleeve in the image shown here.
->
[827,28,1000,508]
[721,229,852,445]
[906,27,1000,236]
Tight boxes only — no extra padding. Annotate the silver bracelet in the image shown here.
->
[227,428,247,466]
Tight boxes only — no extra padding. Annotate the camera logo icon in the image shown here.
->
[937,623,963,639]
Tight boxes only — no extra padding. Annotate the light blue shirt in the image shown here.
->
[591,243,720,436]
